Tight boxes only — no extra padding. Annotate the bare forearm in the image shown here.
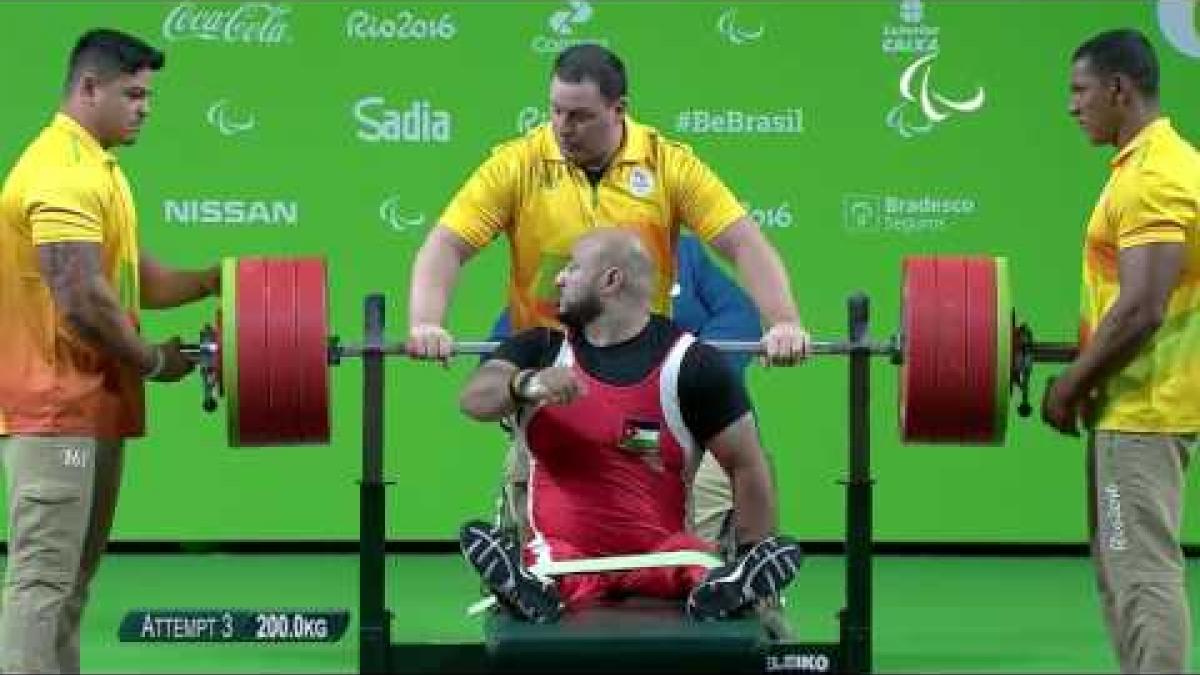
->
[142,265,218,309]
[736,243,800,325]
[409,226,472,327]
[39,244,154,372]
[712,220,800,326]
[1069,299,1162,394]
[460,363,520,421]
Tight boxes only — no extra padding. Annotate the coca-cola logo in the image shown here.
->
[162,2,292,44]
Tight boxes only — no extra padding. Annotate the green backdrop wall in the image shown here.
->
[2,0,1198,542]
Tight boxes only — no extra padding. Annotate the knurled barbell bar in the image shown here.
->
[181,256,1076,447]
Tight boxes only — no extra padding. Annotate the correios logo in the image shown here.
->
[886,52,984,138]
[163,199,298,225]
[206,99,255,136]
[717,8,765,45]
[533,0,606,54]
[549,0,592,35]
[162,2,291,44]
[354,96,451,143]
[1159,0,1200,58]
[379,196,427,232]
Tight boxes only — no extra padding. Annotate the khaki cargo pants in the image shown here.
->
[0,436,124,674]
[1089,430,1198,674]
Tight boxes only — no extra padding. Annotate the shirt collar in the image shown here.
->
[1111,116,1171,169]
[51,112,116,166]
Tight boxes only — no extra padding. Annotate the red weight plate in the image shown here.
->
[264,259,303,444]
[900,257,939,441]
[962,258,999,443]
[902,256,1004,444]
[293,258,331,444]
[234,259,272,446]
[930,257,969,442]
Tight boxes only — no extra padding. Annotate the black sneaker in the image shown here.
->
[458,520,564,623]
[686,535,803,621]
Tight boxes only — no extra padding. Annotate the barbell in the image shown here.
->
[184,256,1076,447]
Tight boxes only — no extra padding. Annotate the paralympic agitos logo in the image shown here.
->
[886,52,985,139]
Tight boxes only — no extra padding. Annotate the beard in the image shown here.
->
[557,292,603,332]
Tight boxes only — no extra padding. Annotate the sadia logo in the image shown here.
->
[717,8,765,45]
[206,99,256,136]
[163,199,298,225]
[1158,0,1200,58]
[516,106,547,134]
[533,0,606,54]
[162,2,292,44]
[886,52,984,138]
[354,96,452,143]
[379,196,427,232]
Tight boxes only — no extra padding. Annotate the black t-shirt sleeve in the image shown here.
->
[678,341,752,446]
[488,327,565,370]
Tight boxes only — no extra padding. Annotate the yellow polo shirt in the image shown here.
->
[440,117,746,330]
[0,113,144,438]
[1080,117,1200,432]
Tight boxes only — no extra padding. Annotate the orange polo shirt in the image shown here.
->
[0,113,144,438]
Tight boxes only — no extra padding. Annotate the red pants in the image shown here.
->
[525,532,714,611]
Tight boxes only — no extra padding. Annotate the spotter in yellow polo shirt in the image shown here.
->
[440,117,747,330]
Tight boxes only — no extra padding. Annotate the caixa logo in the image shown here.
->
[163,199,298,225]
[162,2,292,44]
[355,96,451,143]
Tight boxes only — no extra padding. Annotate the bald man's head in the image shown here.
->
[555,228,655,329]
[580,228,653,296]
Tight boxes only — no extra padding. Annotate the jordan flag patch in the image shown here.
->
[619,419,661,452]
